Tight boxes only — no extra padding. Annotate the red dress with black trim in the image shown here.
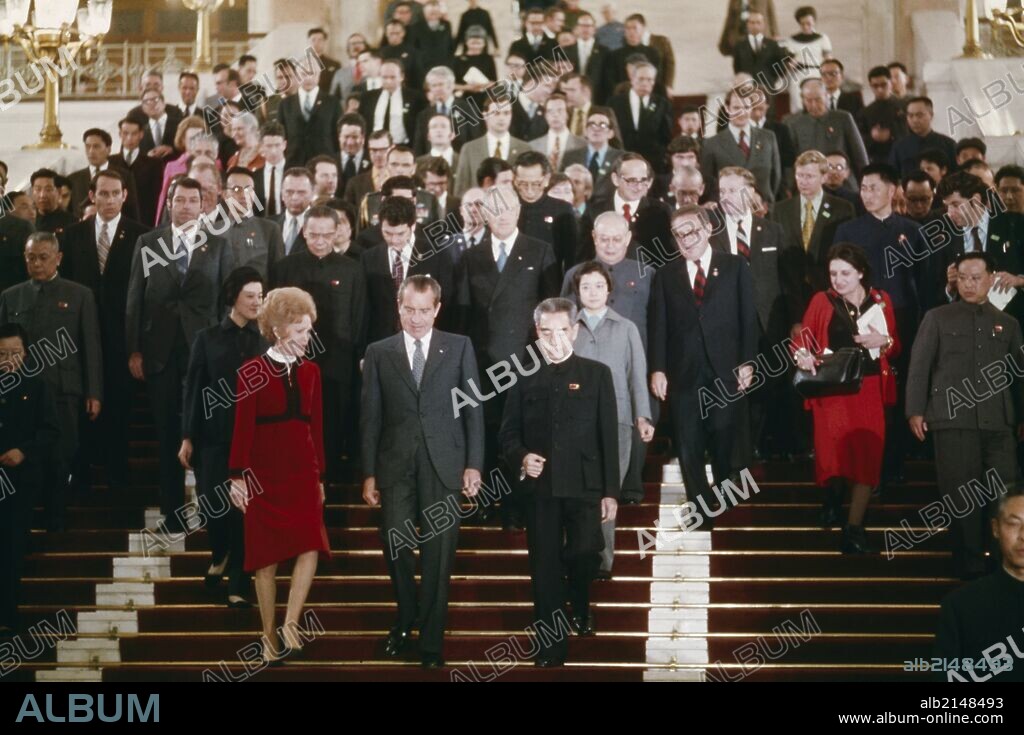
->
[796,288,901,487]
[228,353,331,572]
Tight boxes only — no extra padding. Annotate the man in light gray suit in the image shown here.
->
[529,93,586,172]
[701,87,781,203]
[361,275,484,669]
[220,167,286,279]
[786,78,868,177]
[453,96,530,198]
[0,232,103,531]
[126,177,235,533]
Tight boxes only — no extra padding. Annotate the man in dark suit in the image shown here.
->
[137,91,184,158]
[579,153,672,265]
[0,234,103,531]
[703,88,782,204]
[278,63,341,168]
[719,0,779,56]
[509,8,558,63]
[732,10,790,88]
[513,151,579,275]
[602,17,664,102]
[111,116,165,227]
[771,150,857,321]
[413,69,479,156]
[499,297,619,665]
[711,166,791,458]
[559,106,622,201]
[272,168,315,258]
[649,205,758,526]
[125,177,235,533]
[59,170,149,491]
[380,19,423,91]
[563,12,609,98]
[511,84,553,143]
[363,197,456,346]
[275,206,367,478]
[337,114,372,194]
[31,169,75,235]
[221,167,286,280]
[357,59,425,148]
[68,129,140,222]
[0,323,59,634]
[308,26,343,96]
[607,62,672,174]
[361,274,484,668]
[907,253,1023,580]
[252,122,288,219]
[408,1,456,73]
[932,490,1024,681]
[0,183,33,292]
[821,60,864,119]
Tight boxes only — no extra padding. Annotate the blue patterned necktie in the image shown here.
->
[412,339,425,387]
[496,241,508,273]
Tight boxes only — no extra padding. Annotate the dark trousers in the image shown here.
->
[321,373,354,479]
[622,398,659,499]
[146,349,188,521]
[484,386,522,524]
[77,353,133,489]
[195,444,250,597]
[884,307,918,479]
[525,494,603,659]
[933,429,1016,577]
[379,440,461,655]
[669,360,743,514]
[42,395,80,527]
[0,465,36,628]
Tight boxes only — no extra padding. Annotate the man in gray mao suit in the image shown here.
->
[702,88,781,203]
[0,232,103,531]
[906,252,1022,581]
[219,167,286,280]
[126,177,234,532]
[786,79,868,178]
[361,275,485,669]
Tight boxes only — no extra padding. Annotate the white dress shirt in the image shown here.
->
[576,38,594,72]
[486,132,512,159]
[686,246,714,289]
[628,90,648,130]
[263,162,284,213]
[613,193,641,220]
[390,238,415,279]
[429,146,455,166]
[122,147,139,166]
[800,191,825,229]
[282,210,306,252]
[403,329,433,371]
[748,33,764,52]
[725,211,754,255]
[547,129,569,158]
[89,161,109,179]
[300,87,319,114]
[150,113,168,145]
[375,87,407,143]
[95,212,121,243]
[965,212,990,253]
[463,228,485,248]
[729,123,753,147]
[365,77,381,91]
[491,229,519,262]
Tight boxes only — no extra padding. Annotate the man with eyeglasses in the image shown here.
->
[513,151,579,275]
[0,322,59,635]
[344,130,393,212]
[608,61,672,175]
[0,233,103,531]
[902,170,938,225]
[820,60,864,119]
[218,166,286,280]
[823,152,862,211]
[138,91,183,159]
[578,153,672,265]
[273,205,366,480]
[558,107,622,202]
[563,12,609,99]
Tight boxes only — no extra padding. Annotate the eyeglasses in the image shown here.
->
[620,177,650,186]
[827,163,848,171]
[586,121,611,130]
[226,185,253,194]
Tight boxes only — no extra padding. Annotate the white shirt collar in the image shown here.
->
[90,161,109,176]
[801,191,824,216]
[729,123,753,143]
[487,132,511,155]
[389,237,415,266]
[725,211,753,253]
[96,212,121,238]
[686,246,713,285]
[642,30,652,45]
[491,228,519,261]
[266,345,297,364]
[613,192,640,213]
[403,329,433,368]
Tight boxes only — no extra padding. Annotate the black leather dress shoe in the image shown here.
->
[227,596,253,609]
[571,614,595,636]
[595,570,612,582]
[535,655,565,667]
[383,626,414,657]
[421,653,446,669]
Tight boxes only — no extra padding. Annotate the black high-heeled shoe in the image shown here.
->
[841,525,875,554]
[820,479,844,528]
[204,554,229,588]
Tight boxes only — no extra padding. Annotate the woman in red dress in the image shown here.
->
[229,287,330,663]
[794,244,900,554]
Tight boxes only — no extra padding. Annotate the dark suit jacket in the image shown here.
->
[709,211,791,339]
[499,354,620,499]
[770,194,856,316]
[361,330,484,491]
[510,98,550,142]
[519,195,578,275]
[271,213,308,259]
[648,250,758,386]
[58,216,150,366]
[125,227,235,375]
[110,151,165,227]
[563,42,609,94]
[602,44,664,104]
[363,238,456,346]
[338,152,373,193]
[413,98,481,155]
[835,90,865,118]
[358,87,426,145]
[138,107,184,156]
[579,195,672,265]
[0,277,103,401]
[457,231,560,366]
[343,170,378,213]
[607,93,673,174]
[560,145,623,202]
[68,161,140,222]
[732,37,790,85]
[0,215,33,293]
[408,19,456,73]
[509,36,558,67]
[277,92,341,167]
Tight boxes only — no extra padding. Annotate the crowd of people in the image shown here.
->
[1,1,1022,675]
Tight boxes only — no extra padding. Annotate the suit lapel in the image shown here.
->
[419,331,448,388]
[678,260,697,308]
[492,236,527,302]
[388,335,419,394]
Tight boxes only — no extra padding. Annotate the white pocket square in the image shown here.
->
[527,266,535,270]
[762,247,777,252]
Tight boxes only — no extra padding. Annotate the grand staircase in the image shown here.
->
[6,393,952,683]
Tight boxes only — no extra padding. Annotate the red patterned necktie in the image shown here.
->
[738,130,750,159]
[736,221,751,261]
[622,203,632,223]
[693,262,707,306]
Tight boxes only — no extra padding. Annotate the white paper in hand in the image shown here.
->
[988,284,1015,311]
[856,303,888,359]
[462,66,492,86]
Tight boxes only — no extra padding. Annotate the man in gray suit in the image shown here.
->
[702,87,781,203]
[220,167,286,279]
[0,232,103,531]
[559,106,623,204]
[453,96,531,198]
[529,93,585,172]
[786,79,868,177]
[126,177,235,532]
[361,275,484,669]
[907,252,1022,580]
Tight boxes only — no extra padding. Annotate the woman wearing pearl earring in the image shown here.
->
[228,287,330,664]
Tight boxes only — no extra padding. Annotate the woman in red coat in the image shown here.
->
[794,244,900,554]
[229,287,330,664]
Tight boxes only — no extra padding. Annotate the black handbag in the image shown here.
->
[792,347,865,398]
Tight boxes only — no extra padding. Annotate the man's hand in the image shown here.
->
[993,272,1024,292]
[85,398,101,420]
[177,439,193,469]
[149,145,174,158]
[522,453,546,479]
[738,365,754,391]
[229,478,248,513]
[650,371,668,401]
[0,448,26,467]
[637,416,655,443]
[362,477,380,506]
[790,322,804,341]
[946,263,959,290]
[462,468,482,497]
[129,353,144,380]
[909,415,928,442]
[601,497,618,523]
[319,482,325,505]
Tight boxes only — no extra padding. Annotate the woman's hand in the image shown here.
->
[794,349,817,375]
[319,482,325,505]
[229,479,248,513]
[854,324,889,350]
